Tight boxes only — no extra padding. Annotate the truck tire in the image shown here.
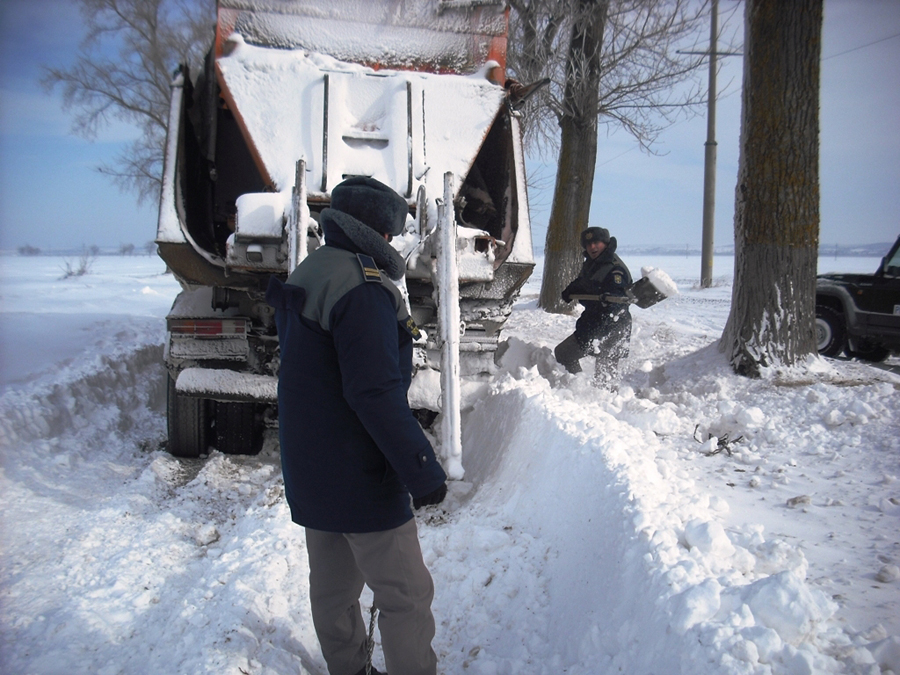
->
[846,338,890,363]
[167,375,209,458]
[214,401,258,455]
[815,305,846,357]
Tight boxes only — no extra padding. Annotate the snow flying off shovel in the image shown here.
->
[570,268,678,309]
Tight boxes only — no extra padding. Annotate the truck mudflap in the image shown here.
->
[175,367,278,404]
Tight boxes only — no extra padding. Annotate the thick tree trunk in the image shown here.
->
[539,117,599,311]
[538,0,608,313]
[721,0,822,376]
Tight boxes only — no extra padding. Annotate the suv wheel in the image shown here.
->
[846,338,890,363]
[815,305,846,357]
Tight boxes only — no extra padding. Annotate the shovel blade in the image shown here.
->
[629,275,669,309]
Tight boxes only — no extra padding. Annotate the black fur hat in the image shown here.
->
[330,176,408,237]
[581,227,610,248]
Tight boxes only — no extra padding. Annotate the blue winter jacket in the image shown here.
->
[266,213,446,533]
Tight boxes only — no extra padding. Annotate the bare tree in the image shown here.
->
[41,0,214,204]
[507,0,714,312]
[720,0,823,377]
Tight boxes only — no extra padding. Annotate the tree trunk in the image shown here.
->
[540,117,600,311]
[538,0,608,313]
[721,0,822,376]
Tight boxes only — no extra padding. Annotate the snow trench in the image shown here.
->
[450,372,883,674]
[454,380,707,673]
[0,344,166,448]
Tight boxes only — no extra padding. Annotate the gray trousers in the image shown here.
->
[305,519,438,675]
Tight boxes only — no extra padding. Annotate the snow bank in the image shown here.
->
[0,343,164,447]
[449,365,883,674]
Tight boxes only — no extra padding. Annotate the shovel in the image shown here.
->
[569,268,677,309]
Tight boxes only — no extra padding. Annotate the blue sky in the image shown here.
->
[0,0,159,253]
[1,0,898,253]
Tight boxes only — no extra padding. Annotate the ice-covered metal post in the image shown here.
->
[288,159,309,273]
[156,69,184,244]
[437,171,463,479]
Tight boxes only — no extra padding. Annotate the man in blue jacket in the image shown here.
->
[555,226,633,385]
[267,176,447,675]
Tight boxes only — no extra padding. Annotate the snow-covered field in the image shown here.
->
[1,252,898,675]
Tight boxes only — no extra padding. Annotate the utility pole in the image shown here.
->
[682,0,740,288]
[700,0,719,288]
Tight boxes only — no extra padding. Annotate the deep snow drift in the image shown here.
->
[1,253,899,675]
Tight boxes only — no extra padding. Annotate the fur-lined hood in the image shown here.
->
[320,208,406,281]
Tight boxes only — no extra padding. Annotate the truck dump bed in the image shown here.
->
[156,0,534,457]
[215,0,508,73]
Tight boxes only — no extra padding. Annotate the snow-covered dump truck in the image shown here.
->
[156,0,535,457]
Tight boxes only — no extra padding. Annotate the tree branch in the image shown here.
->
[41,0,214,202]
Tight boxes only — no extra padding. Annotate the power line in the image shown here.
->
[596,145,637,168]
[823,32,900,60]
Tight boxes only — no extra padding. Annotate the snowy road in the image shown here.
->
[1,254,899,674]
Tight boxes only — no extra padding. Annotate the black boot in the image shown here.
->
[352,667,386,675]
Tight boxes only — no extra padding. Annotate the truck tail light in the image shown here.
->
[168,319,248,336]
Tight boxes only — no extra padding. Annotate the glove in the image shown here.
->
[562,279,589,303]
[413,482,447,509]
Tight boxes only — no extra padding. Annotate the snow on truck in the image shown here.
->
[156,0,535,463]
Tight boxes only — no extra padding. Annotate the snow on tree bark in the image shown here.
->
[721,0,822,377]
